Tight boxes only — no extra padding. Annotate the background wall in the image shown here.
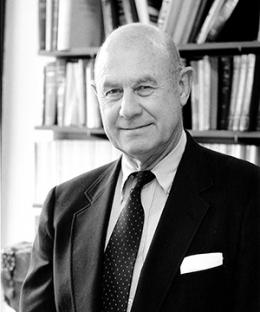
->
[1,1,50,310]
[2,0,49,245]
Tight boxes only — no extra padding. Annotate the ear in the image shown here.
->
[90,80,98,96]
[178,66,193,107]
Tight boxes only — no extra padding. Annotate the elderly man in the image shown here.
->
[20,23,260,312]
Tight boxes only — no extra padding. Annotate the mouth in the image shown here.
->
[120,123,153,131]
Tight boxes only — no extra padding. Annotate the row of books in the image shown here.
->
[190,54,260,131]
[201,143,260,166]
[38,0,161,51]
[158,0,260,44]
[34,139,122,204]
[40,54,260,131]
[41,58,102,128]
[34,139,259,205]
[38,0,103,51]
[38,0,260,51]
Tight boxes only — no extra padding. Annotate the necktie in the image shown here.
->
[101,170,155,312]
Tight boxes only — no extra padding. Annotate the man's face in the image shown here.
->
[95,45,184,166]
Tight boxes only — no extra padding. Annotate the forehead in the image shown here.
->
[96,45,170,86]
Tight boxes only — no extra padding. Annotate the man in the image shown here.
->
[20,23,260,312]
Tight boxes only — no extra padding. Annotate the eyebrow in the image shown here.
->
[102,75,157,89]
[134,76,157,85]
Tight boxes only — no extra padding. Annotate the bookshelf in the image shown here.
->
[34,0,260,206]
[37,41,260,144]
[35,125,260,144]
[38,41,260,58]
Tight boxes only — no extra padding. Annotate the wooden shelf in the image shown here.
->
[38,47,99,58]
[35,126,107,140]
[35,126,260,144]
[189,130,260,144]
[178,41,260,57]
[38,41,260,58]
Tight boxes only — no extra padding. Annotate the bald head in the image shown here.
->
[94,23,183,80]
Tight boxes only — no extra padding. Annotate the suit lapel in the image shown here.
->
[70,159,121,312]
[132,133,214,312]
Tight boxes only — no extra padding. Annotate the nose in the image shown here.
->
[119,90,142,119]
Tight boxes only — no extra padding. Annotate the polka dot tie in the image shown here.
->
[100,170,155,312]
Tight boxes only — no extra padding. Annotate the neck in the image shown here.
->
[125,128,184,170]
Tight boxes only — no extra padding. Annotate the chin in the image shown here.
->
[125,144,155,160]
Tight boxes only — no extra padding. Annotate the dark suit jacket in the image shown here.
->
[20,132,260,312]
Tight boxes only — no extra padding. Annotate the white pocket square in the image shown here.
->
[180,252,223,274]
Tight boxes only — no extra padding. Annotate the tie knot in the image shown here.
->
[133,170,155,190]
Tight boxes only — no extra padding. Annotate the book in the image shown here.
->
[227,55,241,130]
[117,0,127,26]
[231,54,248,131]
[206,0,239,42]
[101,0,119,38]
[121,0,138,24]
[196,0,225,44]
[57,0,103,50]
[248,55,260,130]
[63,61,79,126]
[38,0,46,50]
[56,59,66,126]
[256,5,260,41]
[44,61,57,126]
[129,0,139,22]
[45,0,54,51]
[172,0,197,44]
[178,0,202,44]
[134,0,150,24]
[51,0,59,50]
[190,60,200,130]
[209,57,219,130]
[202,56,211,130]
[215,0,260,42]
[239,54,256,131]
[217,56,233,130]
[255,99,260,131]
[188,0,215,43]
[74,59,87,126]
[157,0,183,37]
[147,0,162,25]
[245,145,259,166]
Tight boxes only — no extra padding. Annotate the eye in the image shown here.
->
[135,85,154,97]
[104,88,123,99]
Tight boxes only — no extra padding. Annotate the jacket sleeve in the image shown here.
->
[20,187,57,312]
[230,168,260,311]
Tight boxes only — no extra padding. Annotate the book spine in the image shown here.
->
[44,62,57,126]
[227,55,241,130]
[56,60,66,126]
[217,56,233,130]
[196,0,225,44]
[239,54,256,131]
[45,0,54,51]
[190,60,200,130]
[206,0,239,42]
[134,0,150,24]
[188,0,214,43]
[209,56,219,130]
[231,54,248,131]
[256,100,260,131]
[51,0,59,50]
[38,0,46,50]
[101,0,115,37]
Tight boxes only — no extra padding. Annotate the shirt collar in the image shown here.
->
[121,130,187,195]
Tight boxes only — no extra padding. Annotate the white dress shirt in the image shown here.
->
[105,130,187,311]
